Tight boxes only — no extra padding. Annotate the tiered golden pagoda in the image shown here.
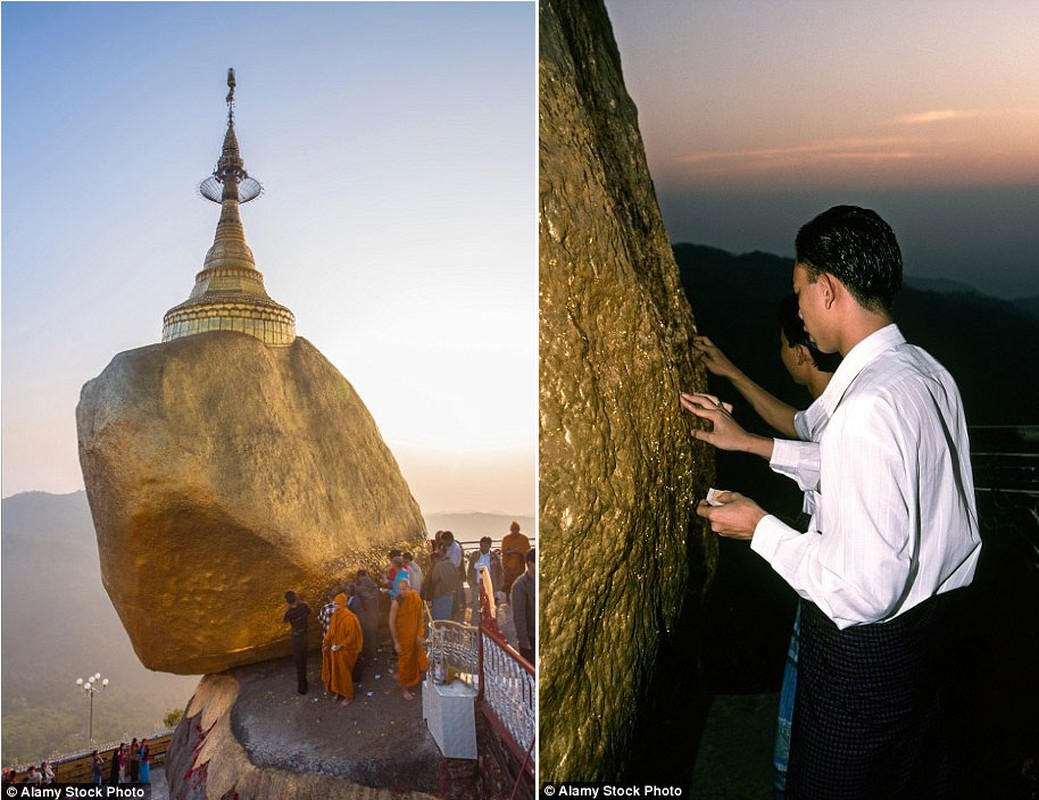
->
[162,69,296,346]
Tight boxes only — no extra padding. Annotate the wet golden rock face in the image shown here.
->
[539,0,716,781]
[77,332,424,675]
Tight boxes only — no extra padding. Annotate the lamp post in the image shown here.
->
[75,673,109,743]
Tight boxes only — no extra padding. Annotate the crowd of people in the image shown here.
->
[97,738,152,785]
[2,760,55,785]
[283,523,537,707]
[2,737,153,786]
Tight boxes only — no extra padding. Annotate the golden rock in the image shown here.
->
[76,332,425,674]
[539,0,716,781]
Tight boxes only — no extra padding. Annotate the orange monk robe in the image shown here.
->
[393,591,428,688]
[501,529,531,593]
[321,598,363,699]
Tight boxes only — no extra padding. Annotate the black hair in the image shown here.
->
[778,293,841,374]
[795,205,902,312]
[480,536,493,545]
[525,549,535,564]
[284,590,297,604]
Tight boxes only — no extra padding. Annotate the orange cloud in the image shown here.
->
[675,138,935,173]
[893,109,981,125]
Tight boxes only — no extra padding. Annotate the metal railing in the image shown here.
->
[427,619,479,689]
[479,625,535,762]
[970,426,1039,570]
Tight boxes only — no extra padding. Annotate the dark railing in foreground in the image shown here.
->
[970,426,1039,570]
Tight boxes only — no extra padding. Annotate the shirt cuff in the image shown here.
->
[769,438,802,471]
[750,514,791,562]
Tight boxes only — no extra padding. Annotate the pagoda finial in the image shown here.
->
[226,67,236,127]
[199,67,261,205]
[161,69,295,346]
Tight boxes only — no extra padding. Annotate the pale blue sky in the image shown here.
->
[2,2,537,513]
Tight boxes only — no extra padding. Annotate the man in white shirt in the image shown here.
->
[694,205,981,799]
[682,293,840,798]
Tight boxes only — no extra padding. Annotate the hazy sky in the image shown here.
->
[605,0,1039,299]
[2,2,536,514]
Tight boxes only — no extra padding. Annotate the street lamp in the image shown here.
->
[75,673,109,743]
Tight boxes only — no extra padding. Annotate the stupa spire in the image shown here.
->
[162,68,296,346]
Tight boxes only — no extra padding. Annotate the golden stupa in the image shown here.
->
[162,69,296,346]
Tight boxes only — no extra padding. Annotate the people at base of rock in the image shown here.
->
[354,570,380,673]
[389,578,428,700]
[283,590,312,695]
[439,531,466,621]
[385,556,411,600]
[467,537,503,617]
[511,548,536,664]
[138,740,151,784]
[403,551,423,595]
[318,587,340,638]
[501,521,531,596]
[429,547,460,621]
[343,583,365,682]
[321,592,363,706]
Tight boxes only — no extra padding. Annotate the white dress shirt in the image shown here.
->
[771,405,826,513]
[752,324,981,629]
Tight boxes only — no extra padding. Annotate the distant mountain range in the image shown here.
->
[424,512,535,547]
[675,243,1039,429]
[1,491,199,766]
[0,491,533,767]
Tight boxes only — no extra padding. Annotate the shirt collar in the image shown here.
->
[816,323,905,416]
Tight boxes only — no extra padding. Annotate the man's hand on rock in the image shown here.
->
[693,335,739,379]
[695,491,767,540]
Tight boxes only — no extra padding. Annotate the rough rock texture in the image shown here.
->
[165,660,449,800]
[539,0,717,781]
[77,332,425,674]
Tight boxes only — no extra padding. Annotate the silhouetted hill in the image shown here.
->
[674,243,1039,428]
[904,276,980,295]
[1013,296,1039,319]
[1,491,199,766]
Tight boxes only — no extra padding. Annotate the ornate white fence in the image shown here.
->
[479,628,535,759]
[428,619,479,688]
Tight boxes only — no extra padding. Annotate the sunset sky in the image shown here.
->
[2,2,536,514]
[605,0,1039,299]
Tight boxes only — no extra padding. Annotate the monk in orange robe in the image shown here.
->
[321,593,363,706]
[501,521,531,594]
[389,579,428,700]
